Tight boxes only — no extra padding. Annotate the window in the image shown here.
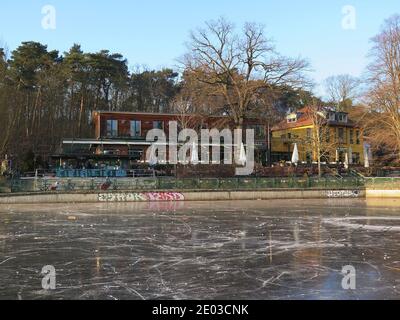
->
[338,128,344,143]
[321,152,330,163]
[328,112,336,121]
[326,128,330,143]
[338,150,346,163]
[287,114,297,123]
[153,120,164,130]
[356,130,360,145]
[306,128,312,139]
[336,113,348,123]
[106,120,118,137]
[352,152,360,164]
[128,149,143,161]
[350,130,354,144]
[248,125,265,140]
[130,120,141,138]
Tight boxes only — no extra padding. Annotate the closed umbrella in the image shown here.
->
[291,143,299,165]
[344,153,349,170]
[191,141,199,165]
[364,149,370,168]
[148,144,158,166]
[335,149,339,162]
[238,142,247,166]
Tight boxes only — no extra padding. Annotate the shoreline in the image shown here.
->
[0,188,378,204]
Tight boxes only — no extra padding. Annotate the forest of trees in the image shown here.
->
[2,14,399,170]
[0,42,183,168]
[0,36,315,169]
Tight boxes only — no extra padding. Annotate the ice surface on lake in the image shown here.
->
[0,199,399,300]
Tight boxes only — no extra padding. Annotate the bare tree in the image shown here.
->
[171,95,201,130]
[297,102,339,177]
[366,15,400,161]
[324,74,360,111]
[182,17,310,129]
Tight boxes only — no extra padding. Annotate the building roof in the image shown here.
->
[272,106,360,131]
[92,110,264,124]
[93,110,230,119]
[272,115,313,131]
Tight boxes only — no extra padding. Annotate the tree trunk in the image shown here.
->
[78,94,84,137]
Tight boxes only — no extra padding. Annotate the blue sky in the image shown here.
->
[0,0,399,96]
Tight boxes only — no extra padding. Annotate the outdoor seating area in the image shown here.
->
[56,168,128,178]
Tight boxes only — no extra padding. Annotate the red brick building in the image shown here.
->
[54,111,269,171]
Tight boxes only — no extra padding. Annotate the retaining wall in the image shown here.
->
[0,189,365,204]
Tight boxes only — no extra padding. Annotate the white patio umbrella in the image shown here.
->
[191,141,199,165]
[364,149,370,168]
[344,152,349,170]
[291,143,299,165]
[238,142,247,166]
[148,144,158,166]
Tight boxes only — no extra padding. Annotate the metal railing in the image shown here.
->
[364,177,400,190]
[55,168,156,178]
[56,169,128,178]
[6,176,366,193]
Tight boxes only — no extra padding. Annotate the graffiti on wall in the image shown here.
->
[325,190,360,198]
[98,192,185,202]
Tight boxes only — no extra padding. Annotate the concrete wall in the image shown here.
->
[3,187,400,204]
[366,190,400,198]
[0,189,365,204]
[0,177,10,193]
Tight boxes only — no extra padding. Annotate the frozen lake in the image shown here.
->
[0,199,400,300]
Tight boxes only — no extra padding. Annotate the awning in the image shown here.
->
[62,139,153,146]
[62,139,261,148]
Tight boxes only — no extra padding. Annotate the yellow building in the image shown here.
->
[271,107,365,165]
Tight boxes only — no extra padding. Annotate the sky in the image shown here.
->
[0,0,399,97]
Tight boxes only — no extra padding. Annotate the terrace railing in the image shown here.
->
[364,177,400,190]
[56,169,128,178]
[7,176,366,193]
[55,168,156,178]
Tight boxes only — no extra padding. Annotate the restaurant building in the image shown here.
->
[53,111,269,176]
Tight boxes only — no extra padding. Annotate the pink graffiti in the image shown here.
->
[98,192,185,202]
[144,192,185,201]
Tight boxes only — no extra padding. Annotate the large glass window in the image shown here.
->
[247,125,265,140]
[356,130,360,144]
[128,149,143,161]
[153,120,164,130]
[106,120,118,137]
[130,120,141,138]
